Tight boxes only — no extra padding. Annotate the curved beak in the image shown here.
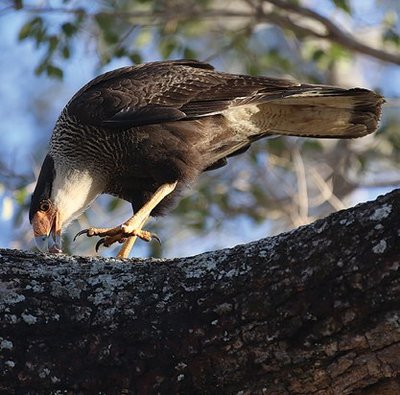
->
[32,209,62,253]
[34,232,62,253]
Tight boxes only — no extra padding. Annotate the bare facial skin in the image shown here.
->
[31,200,62,253]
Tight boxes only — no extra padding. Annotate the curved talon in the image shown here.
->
[74,229,89,241]
[151,233,161,244]
[95,238,106,252]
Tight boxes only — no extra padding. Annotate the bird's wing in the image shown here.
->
[66,59,300,129]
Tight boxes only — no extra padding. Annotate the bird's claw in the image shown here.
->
[151,233,161,244]
[74,225,160,252]
[95,235,127,252]
[95,238,105,253]
[74,228,90,241]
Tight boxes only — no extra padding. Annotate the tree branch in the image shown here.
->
[1,189,400,394]
[264,0,400,65]
[16,1,400,66]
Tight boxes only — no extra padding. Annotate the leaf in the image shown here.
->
[383,29,400,47]
[46,64,63,79]
[129,52,142,64]
[48,35,59,53]
[332,0,351,14]
[302,140,323,152]
[114,47,127,58]
[183,46,197,59]
[34,62,46,76]
[107,198,121,212]
[62,45,71,59]
[61,22,78,37]
[159,38,178,59]
[94,13,113,30]
[311,48,325,62]
[14,187,27,205]
[18,17,43,41]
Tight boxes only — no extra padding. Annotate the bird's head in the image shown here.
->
[29,154,102,253]
[29,154,62,253]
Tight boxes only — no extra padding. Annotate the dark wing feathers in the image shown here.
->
[66,59,300,129]
[106,105,187,127]
[66,59,383,138]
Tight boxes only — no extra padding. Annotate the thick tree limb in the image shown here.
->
[1,189,400,394]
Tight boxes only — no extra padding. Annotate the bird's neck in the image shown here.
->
[52,164,104,229]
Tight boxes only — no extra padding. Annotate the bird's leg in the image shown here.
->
[117,216,149,259]
[75,181,178,255]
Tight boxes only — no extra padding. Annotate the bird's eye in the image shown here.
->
[39,200,51,212]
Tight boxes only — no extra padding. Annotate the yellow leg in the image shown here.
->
[117,216,149,259]
[120,181,178,235]
[75,181,178,256]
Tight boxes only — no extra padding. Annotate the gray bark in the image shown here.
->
[1,189,400,395]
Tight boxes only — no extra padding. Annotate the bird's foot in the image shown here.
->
[74,224,159,252]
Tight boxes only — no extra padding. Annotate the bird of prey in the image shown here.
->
[29,59,383,258]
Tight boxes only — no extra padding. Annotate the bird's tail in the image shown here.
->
[198,85,383,172]
[242,87,384,140]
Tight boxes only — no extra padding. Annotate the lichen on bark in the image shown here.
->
[1,189,400,394]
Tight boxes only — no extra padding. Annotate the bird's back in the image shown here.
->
[49,60,383,215]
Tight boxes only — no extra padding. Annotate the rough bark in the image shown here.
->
[1,189,400,395]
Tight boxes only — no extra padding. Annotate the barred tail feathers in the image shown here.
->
[258,88,383,139]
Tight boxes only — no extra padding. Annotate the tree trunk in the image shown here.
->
[1,190,400,395]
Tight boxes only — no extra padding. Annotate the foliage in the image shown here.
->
[1,0,400,257]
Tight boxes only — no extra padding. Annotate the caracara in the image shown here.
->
[29,60,383,258]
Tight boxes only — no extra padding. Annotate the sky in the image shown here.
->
[0,0,399,258]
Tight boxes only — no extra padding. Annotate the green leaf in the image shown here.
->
[34,62,46,76]
[18,17,43,41]
[129,52,142,64]
[302,140,323,152]
[328,43,350,61]
[311,48,325,62]
[183,46,197,59]
[114,47,127,58]
[14,188,27,205]
[62,45,71,59]
[61,22,78,37]
[107,198,121,212]
[95,13,113,30]
[48,35,59,53]
[46,64,63,79]
[383,29,400,47]
[159,37,178,59]
[332,0,351,14]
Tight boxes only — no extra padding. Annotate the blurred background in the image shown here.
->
[0,0,399,258]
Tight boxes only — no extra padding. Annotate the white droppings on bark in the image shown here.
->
[38,367,50,379]
[372,240,387,254]
[0,339,13,350]
[21,312,38,325]
[214,303,233,315]
[315,221,329,233]
[339,218,354,226]
[0,288,25,308]
[370,204,392,221]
